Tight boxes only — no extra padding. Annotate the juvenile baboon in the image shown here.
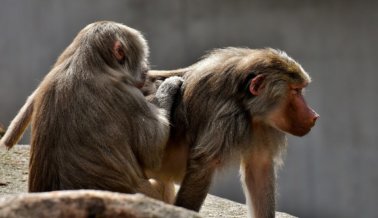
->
[0,21,180,202]
[145,47,319,218]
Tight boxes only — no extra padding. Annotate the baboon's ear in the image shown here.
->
[249,74,266,96]
[113,41,125,62]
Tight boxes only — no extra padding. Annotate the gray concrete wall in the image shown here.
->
[0,1,377,217]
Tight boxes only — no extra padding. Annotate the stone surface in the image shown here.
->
[201,194,296,218]
[0,190,200,218]
[0,145,296,217]
[0,145,29,195]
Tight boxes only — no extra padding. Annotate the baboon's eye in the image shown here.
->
[291,88,303,95]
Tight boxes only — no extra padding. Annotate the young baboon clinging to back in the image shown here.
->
[145,47,319,218]
[0,21,179,202]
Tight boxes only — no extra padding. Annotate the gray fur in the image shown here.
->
[152,76,184,118]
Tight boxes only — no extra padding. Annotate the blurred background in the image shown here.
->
[0,0,377,217]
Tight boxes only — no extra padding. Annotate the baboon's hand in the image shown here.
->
[154,76,183,117]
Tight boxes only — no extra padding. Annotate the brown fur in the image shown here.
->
[0,89,36,148]
[145,47,318,217]
[0,122,5,137]
[1,21,173,202]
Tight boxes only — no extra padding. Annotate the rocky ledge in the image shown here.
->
[0,145,296,218]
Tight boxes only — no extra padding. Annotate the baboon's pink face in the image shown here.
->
[268,83,319,136]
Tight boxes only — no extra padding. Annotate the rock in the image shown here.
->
[0,190,296,218]
[201,194,296,218]
[0,145,297,217]
[0,145,29,195]
[0,190,200,218]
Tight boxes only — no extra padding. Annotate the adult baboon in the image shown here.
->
[145,47,319,217]
[0,21,181,203]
